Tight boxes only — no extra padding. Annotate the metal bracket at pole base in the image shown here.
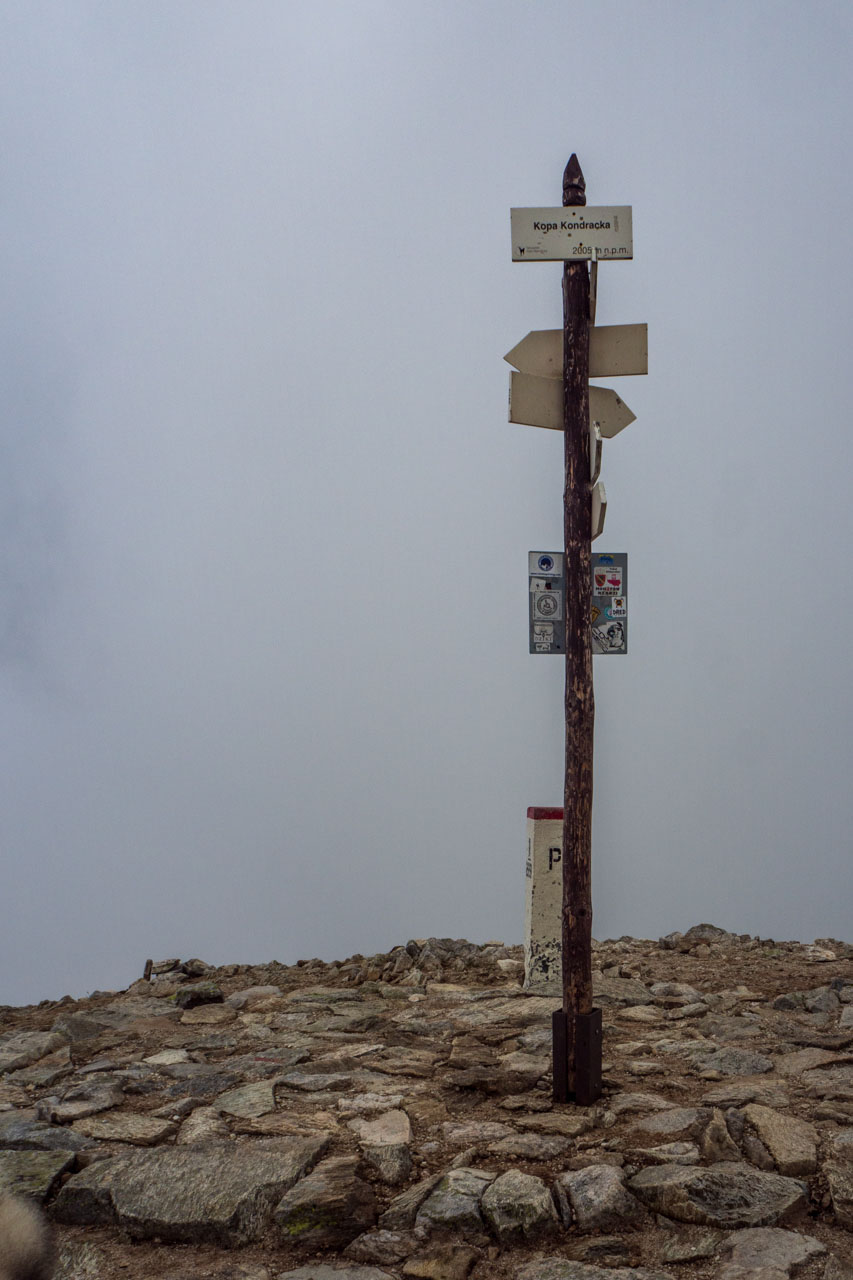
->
[552,1007,603,1105]
[575,1007,603,1104]
[552,1009,570,1103]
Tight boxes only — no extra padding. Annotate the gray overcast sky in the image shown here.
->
[2,1,852,1005]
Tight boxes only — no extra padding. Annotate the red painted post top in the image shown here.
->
[527,807,565,820]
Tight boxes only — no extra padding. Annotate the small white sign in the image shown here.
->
[511,206,633,261]
[590,422,602,485]
[532,590,562,621]
[591,482,607,541]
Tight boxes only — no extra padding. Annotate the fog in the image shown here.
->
[2,1,852,1005]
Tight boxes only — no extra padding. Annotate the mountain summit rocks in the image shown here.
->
[1,928,852,1278]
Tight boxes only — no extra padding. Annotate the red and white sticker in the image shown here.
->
[593,564,622,596]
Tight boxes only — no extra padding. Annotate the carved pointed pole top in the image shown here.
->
[563,154,586,208]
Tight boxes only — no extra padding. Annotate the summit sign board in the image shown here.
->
[511,206,633,262]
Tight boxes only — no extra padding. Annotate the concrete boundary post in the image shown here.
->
[524,806,564,994]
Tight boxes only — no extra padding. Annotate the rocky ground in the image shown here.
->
[2,926,853,1280]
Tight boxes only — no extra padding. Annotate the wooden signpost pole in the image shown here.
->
[552,154,603,1105]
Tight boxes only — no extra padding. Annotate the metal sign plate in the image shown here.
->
[529,551,565,654]
[504,324,648,379]
[509,371,636,438]
[591,552,628,654]
[511,207,633,261]
[529,551,628,654]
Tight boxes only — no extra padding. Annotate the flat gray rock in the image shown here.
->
[279,1072,353,1093]
[0,1112,94,1152]
[359,1141,411,1186]
[38,1082,123,1124]
[593,974,653,1006]
[701,1082,790,1108]
[52,1135,329,1243]
[516,1261,672,1280]
[488,1132,571,1159]
[0,1031,67,1074]
[276,1268,395,1279]
[629,1162,807,1227]
[825,1158,853,1229]
[741,1105,818,1175]
[441,1120,513,1144]
[71,1111,177,1146]
[720,1226,825,1271]
[480,1169,558,1242]
[415,1167,496,1234]
[274,1155,376,1247]
[176,1106,231,1144]
[377,1174,442,1230]
[630,1106,707,1142]
[0,1147,77,1201]
[697,1047,775,1075]
[215,1081,278,1118]
[345,1227,419,1265]
[554,1165,647,1232]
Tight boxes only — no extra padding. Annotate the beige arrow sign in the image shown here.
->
[591,481,606,540]
[509,371,636,438]
[505,324,648,379]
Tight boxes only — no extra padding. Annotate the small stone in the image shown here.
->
[634,1141,700,1165]
[0,1148,76,1201]
[279,1072,353,1093]
[700,1109,741,1161]
[338,1093,405,1116]
[278,1269,394,1279]
[824,1258,853,1280]
[610,1092,676,1116]
[0,1031,67,1074]
[631,1107,708,1143]
[618,1006,663,1023]
[480,1169,558,1242]
[274,1155,377,1247]
[741,1130,776,1171]
[173,981,223,1009]
[516,1259,670,1279]
[825,1158,853,1229]
[488,1133,571,1159]
[378,1174,442,1230]
[554,1165,647,1231]
[215,1082,277,1119]
[177,1106,231,1144]
[804,987,840,1014]
[741,1105,818,1175]
[143,1049,191,1066]
[520,1112,595,1138]
[180,1004,237,1025]
[659,1231,722,1261]
[37,1084,123,1124]
[71,1112,177,1146]
[440,1121,512,1145]
[0,1113,94,1152]
[702,1082,790,1108]
[346,1228,419,1265]
[401,1243,480,1280]
[697,1048,775,1076]
[720,1226,825,1271]
[415,1168,496,1234]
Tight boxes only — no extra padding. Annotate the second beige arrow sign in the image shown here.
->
[509,371,636,438]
